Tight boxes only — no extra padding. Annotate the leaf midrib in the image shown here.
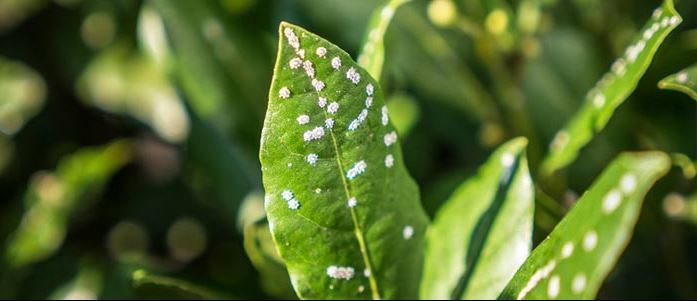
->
[318,93,381,300]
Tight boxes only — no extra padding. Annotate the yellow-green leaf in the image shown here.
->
[658,63,697,101]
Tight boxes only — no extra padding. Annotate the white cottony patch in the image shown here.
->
[384,131,398,146]
[348,109,368,131]
[326,265,354,280]
[325,118,334,129]
[281,190,294,201]
[572,273,587,294]
[625,40,645,63]
[661,16,670,27]
[669,16,680,26]
[296,49,305,59]
[620,173,637,194]
[381,6,394,19]
[315,188,322,193]
[331,57,341,70]
[327,102,339,114]
[602,189,622,214]
[583,230,598,251]
[676,72,688,83]
[363,269,371,277]
[366,83,374,96]
[346,160,367,180]
[287,163,293,168]
[501,153,515,167]
[346,67,361,84]
[287,199,300,210]
[312,78,325,91]
[381,106,389,126]
[318,97,327,108]
[517,260,557,300]
[651,23,660,33]
[283,27,299,49]
[561,242,574,259]
[611,59,626,76]
[358,286,365,293]
[279,87,291,99]
[303,60,315,78]
[348,197,357,208]
[306,153,318,165]
[403,225,414,240]
[297,115,310,125]
[547,275,560,298]
[303,127,325,141]
[289,57,302,69]
[365,97,373,108]
[315,47,327,58]
[592,93,606,108]
[385,154,394,168]
[652,8,662,19]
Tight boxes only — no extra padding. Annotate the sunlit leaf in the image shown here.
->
[386,92,420,137]
[243,218,295,299]
[260,22,429,299]
[500,151,670,300]
[420,137,534,299]
[49,260,103,300]
[357,0,412,80]
[0,56,46,136]
[540,0,681,176]
[5,140,132,267]
[78,47,190,143]
[658,63,697,101]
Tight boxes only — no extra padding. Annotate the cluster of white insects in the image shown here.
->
[549,8,680,153]
[517,172,637,299]
[274,26,414,289]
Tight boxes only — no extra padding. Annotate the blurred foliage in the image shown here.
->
[0,0,694,299]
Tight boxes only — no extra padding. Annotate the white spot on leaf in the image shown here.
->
[325,118,334,129]
[346,160,367,180]
[572,273,587,294]
[331,57,342,70]
[326,265,354,280]
[583,230,598,251]
[306,153,318,165]
[381,106,389,126]
[620,173,637,194]
[312,78,325,91]
[303,127,325,141]
[592,93,605,108]
[348,197,357,208]
[366,84,374,96]
[676,72,688,83]
[403,225,414,240]
[602,189,622,214]
[385,154,394,168]
[561,242,574,259]
[384,131,398,146]
[303,60,315,78]
[315,47,327,58]
[517,260,557,300]
[281,190,293,201]
[327,102,339,114]
[348,109,368,131]
[318,97,327,108]
[501,153,515,167]
[547,275,560,298]
[289,57,302,69]
[279,87,291,99]
[283,27,299,49]
[287,199,300,210]
[346,67,361,84]
[365,97,373,108]
[297,115,310,125]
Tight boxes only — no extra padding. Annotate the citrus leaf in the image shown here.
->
[260,22,429,299]
[5,140,132,267]
[420,137,534,300]
[500,151,670,300]
[357,0,412,80]
[540,0,681,176]
[658,63,697,101]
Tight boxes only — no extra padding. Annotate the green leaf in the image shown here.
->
[132,270,228,300]
[0,56,46,136]
[357,0,412,80]
[420,137,534,300]
[5,140,132,267]
[539,0,681,176]
[500,151,670,300]
[244,218,296,299]
[260,22,429,299]
[658,63,697,101]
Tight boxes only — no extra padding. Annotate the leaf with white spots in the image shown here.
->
[658,63,697,101]
[500,151,670,300]
[420,138,534,300]
[539,0,681,176]
[357,0,412,79]
[260,22,429,299]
